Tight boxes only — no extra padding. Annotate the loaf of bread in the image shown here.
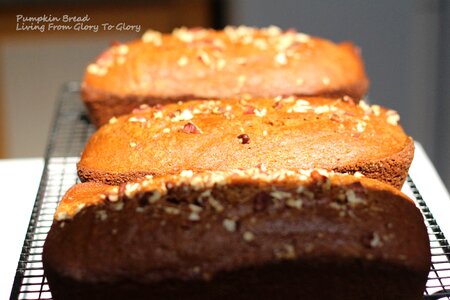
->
[43,168,430,300]
[82,26,369,127]
[78,96,413,189]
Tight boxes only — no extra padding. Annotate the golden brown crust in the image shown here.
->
[77,96,413,189]
[43,169,430,299]
[82,26,369,127]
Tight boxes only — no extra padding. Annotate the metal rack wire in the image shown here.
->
[9,83,450,299]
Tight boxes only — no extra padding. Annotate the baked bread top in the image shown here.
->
[82,26,368,102]
[77,96,413,188]
[44,168,430,286]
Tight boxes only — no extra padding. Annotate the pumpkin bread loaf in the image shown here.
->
[43,168,430,300]
[77,96,413,189]
[82,26,369,127]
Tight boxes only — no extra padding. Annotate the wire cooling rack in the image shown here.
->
[9,82,450,299]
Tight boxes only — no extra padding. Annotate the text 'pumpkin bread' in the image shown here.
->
[82,26,369,127]
[43,168,430,300]
[77,96,414,188]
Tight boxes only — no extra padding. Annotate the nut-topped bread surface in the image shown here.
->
[82,26,369,126]
[78,96,413,188]
[43,168,430,300]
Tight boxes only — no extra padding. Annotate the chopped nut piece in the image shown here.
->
[171,109,194,122]
[129,142,137,148]
[216,58,226,70]
[254,108,267,117]
[346,189,365,206]
[358,100,372,115]
[111,201,124,211]
[173,27,194,43]
[189,204,203,212]
[371,105,381,116]
[265,25,281,36]
[295,32,311,43]
[153,111,163,119]
[125,182,140,198]
[188,212,200,221]
[148,191,161,203]
[198,51,211,66]
[142,30,162,45]
[180,170,194,177]
[275,52,288,65]
[386,110,400,125]
[243,231,255,242]
[87,63,107,76]
[208,197,224,212]
[286,199,303,209]
[244,105,255,114]
[108,117,118,124]
[288,99,311,113]
[370,232,383,248]
[128,116,147,123]
[237,133,250,144]
[183,122,203,134]
[274,244,296,260]
[108,193,119,202]
[116,44,129,56]
[177,56,189,67]
[164,207,180,215]
[270,190,292,200]
[254,38,268,50]
[314,105,331,114]
[223,219,237,232]
[55,211,69,221]
[356,121,367,133]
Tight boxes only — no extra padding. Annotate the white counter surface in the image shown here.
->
[1,143,449,299]
[0,158,44,299]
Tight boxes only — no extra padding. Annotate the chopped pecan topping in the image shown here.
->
[237,133,250,144]
[182,122,202,134]
[244,105,256,114]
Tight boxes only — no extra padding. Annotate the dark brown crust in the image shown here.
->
[44,260,426,300]
[43,172,430,299]
[333,137,415,189]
